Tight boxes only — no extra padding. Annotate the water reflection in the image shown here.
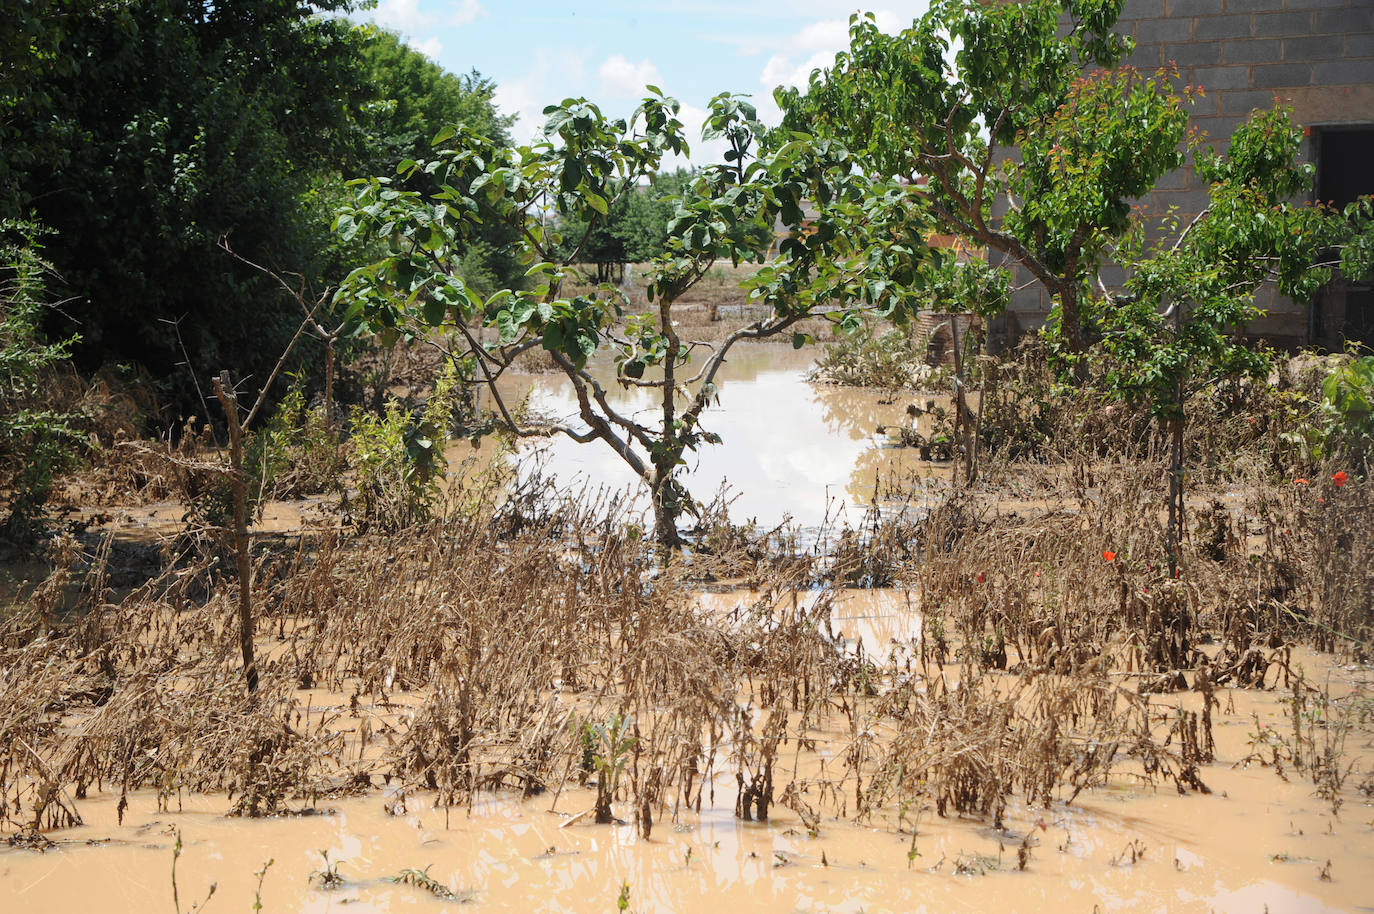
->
[486,344,927,531]
[697,588,921,659]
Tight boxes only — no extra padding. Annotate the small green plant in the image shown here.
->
[1318,352,1374,463]
[349,361,462,531]
[951,850,998,876]
[391,864,467,901]
[248,374,343,502]
[811,322,928,399]
[615,880,631,912]
[170,828,217,914]
[308,850,344,889]
[592,713,635,824]
[899,801,922,869]
[575,718,596,785]
[251,858,274,913]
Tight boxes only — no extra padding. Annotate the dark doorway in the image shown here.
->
[1316,127,1374,209]
[1314,127,1374,349]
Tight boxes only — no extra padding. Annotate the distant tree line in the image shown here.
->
[555,168,776,283]
[556,169,693,282]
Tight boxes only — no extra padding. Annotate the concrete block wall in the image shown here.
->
[993,0,1374,350]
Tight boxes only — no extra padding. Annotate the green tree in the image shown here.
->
[1099,108,1346,569]
[557,168,699,280]
[336,92,930,546]
[2,0,367,412]
[784,1,1373,563]
[353,26,513,175]
[350,26,523,296]
[781,1,1177,360]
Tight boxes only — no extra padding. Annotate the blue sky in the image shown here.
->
[358,1,933,162]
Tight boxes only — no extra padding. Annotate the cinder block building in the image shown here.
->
[990,0,1374,352]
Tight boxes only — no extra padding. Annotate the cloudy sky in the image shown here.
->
[359,1,933,162]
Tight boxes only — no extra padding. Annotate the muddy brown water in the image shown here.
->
[3,647,1371,913]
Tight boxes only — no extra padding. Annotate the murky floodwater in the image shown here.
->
[486,344,946,532]
[5,658,1371,914]
[699,588,923,660]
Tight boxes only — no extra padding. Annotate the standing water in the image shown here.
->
[485,343,944,534]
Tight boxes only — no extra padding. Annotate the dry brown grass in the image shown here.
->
[1,449,1369,848]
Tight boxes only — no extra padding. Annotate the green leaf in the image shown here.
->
[577,331,598,357]
[543,321,564,352]
[335,213,358,242]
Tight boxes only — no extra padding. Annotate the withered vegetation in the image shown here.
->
[2,425,1369,848]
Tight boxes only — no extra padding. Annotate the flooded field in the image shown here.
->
[3,647,1370,914]
[5,342,1373,914]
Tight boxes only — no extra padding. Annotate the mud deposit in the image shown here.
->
[4,643,1371,914]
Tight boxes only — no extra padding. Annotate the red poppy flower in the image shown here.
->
[1333,471,1348,487]
[1102,551,1116,562]
[977,571,986,583]
[1294,478,1309,486]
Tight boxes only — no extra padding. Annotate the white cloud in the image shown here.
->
[373,0,435,33]
[793,18,850,52]
[760,49,835,92]
[448,0,486,27]
[493,49,590,145]
[414,36,444,60]
[703,4,928,57]
[370,0,452,59]
[749,6,936,126]
[598,55,664,99]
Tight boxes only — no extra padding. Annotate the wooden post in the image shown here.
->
[1166,295,1185,579]
[948,314,977,485]
[213,371,258,694]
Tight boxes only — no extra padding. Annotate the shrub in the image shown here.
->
[0,221,82,541]
[247,375,343,502]
[348,361,461,531]
[810,322,942,399]
[1319,352,1374,464]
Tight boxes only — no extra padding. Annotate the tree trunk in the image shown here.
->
[1167,412,1184,578]
[655,292,683,548]
[323,336,337,442]
[948,314,977,485]
[650,467,682,548]
[1166,296,1186,578]
[213,372,258,694]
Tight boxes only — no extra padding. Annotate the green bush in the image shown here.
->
[1320,353,1374,464]
[348,362,461,531]
[248,376,343,502]
[0,221,81,541]
[811,322,939,398]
